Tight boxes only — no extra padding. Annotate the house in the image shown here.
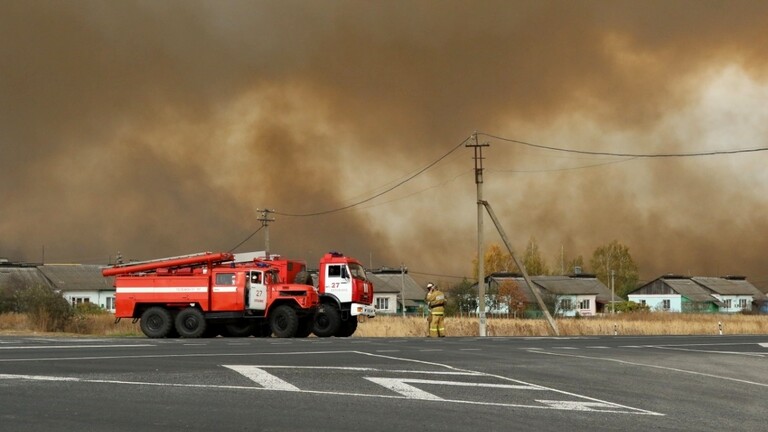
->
[479,272,619,317]
[0,261,115,312]
[628,275,766,313]
[366,267,427,315]
[37,264,116,311]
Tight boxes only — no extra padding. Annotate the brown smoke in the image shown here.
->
[2,1,768,289]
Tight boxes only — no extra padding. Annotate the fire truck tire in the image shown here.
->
[174,308,207,338]
[140,307,174,338]
[311,305,341,338]
[335,317,358,337]
[269,305,299,338]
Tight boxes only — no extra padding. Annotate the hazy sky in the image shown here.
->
[2,1,768,288]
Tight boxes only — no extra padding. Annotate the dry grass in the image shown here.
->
[2,312,766,337]
[356,313,768,337]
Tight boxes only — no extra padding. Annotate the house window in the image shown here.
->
[70,297,91,307]
[662,299,671,310]
[106,297,115,311]
[724,299,732,309]
[560,299,573,311]
[578,299,590,310]
[640,300,647,306]
[738,299,748,309]
[375,297,389,310]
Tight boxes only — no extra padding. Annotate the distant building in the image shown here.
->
[0,261,115,311]
[367,267,427,315]
[627,275,766,313]
[477,272,620,317]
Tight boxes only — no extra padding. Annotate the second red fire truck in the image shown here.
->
[102,252,319,338]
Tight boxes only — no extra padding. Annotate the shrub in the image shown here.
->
[612,300,650,313]
[14,285,72,332]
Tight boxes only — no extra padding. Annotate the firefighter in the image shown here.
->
[425,282,446,337]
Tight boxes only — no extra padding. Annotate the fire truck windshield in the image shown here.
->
[348,263,368,280]
[266,270,282,284]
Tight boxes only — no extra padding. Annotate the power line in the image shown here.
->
[228,225,264,252]
[489,157,639,173]
[479,132,768,158]
[274,136,472,217]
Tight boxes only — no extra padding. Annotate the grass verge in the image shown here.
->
[2,312,765,337]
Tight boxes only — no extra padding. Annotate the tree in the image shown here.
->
[590,240,639,298]
[472,238,551,278]
[471,244,514,279]
[497,280,527,317]
[522,236,549,276]
[445,278,477,316]
[552,249,586,275]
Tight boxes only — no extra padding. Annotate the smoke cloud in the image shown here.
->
[2,1,768,288]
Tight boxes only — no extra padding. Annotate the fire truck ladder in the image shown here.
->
[102,251,234,277]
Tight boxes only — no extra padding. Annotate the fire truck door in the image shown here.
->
[247,271,267,311]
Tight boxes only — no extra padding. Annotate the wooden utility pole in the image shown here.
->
[481,201,560,336]
[256,208,275,258]
[467,132,489,336]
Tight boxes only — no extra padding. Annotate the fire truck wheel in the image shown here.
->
[140,307,173,338]
[311,305,341,338]
[269,305,299,338]
[174,308,207,338]
[335,317,358,337]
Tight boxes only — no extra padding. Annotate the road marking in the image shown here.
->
[0,344,154,350]
[222,366,299,391]
[365,377,538,400]
[528,349,768,388]
[0,374,80,381]
[759,343,768,348]
[222,358,661,416]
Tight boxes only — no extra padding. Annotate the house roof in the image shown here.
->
[663,278,717,303]
[0,266,52,289]
[692,277,766,299]
[629,275,765,304]
[36,264,114,292]
[485,273,620,304]
[367,269,427,302]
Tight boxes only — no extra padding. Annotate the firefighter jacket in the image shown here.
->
[426,289,446,315]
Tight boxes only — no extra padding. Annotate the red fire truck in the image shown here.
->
[265,252,375,337]
[102,252,319,338]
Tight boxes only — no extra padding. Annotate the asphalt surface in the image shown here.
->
[1,334,766,431]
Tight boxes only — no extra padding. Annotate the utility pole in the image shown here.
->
[611,269,615,314]
[467,132,489,337]
[256,208,275,258]
[482,200,559,336]
[400,264,406,318]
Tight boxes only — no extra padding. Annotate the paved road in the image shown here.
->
[1,334,766,431]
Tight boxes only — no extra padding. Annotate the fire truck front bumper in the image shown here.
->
[351,303,376,317]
